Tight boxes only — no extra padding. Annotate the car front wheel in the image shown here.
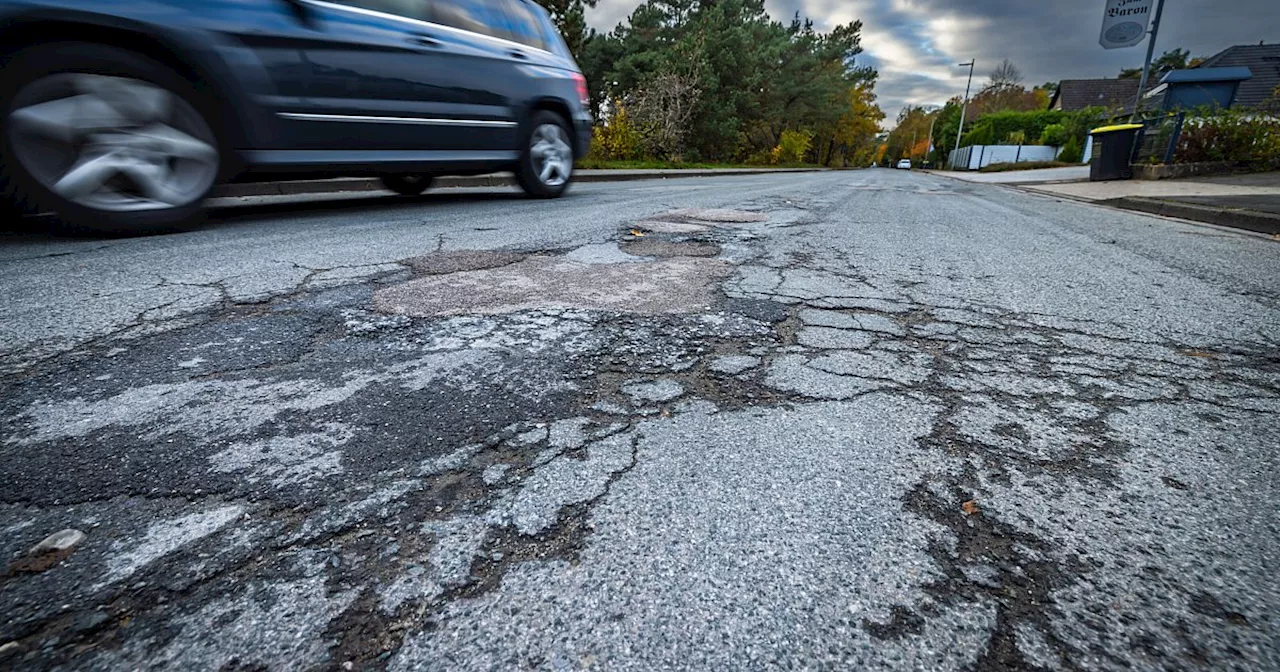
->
[516,111,574,198]
[0,43,221,235]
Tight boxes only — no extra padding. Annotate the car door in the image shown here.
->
[277,0,518,151]
[416,0,552,150]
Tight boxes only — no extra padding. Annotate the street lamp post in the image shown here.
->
[926,115,937,166]
[952,60,975,170]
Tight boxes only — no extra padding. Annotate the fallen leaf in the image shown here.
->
[961,500,980,516]
[628,229,646,237]
[3,529,86,575]
[1179,349,1220,359]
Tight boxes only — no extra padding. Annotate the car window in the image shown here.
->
[498,0,548,50]
[427,0,517,42]
[530,4,573,59]
[332,0,432,22]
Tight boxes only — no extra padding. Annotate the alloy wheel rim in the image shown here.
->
[7,73,219,212]
[530,123,572,188]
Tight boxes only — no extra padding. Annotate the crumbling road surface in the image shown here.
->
[2,170,1278,670]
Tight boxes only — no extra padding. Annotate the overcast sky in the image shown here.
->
[586,0,1280,125]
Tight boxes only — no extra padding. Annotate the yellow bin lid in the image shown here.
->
[1090,123,1143,134]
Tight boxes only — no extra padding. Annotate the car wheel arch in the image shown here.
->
[0,19,249,167]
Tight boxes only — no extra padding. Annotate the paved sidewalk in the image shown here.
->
[930,165,1089,184]
[1023,171,1280,202]
[1024,171,1280,235]
[934,166,1280,235]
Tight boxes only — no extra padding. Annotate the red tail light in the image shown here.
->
[572,72,589,107]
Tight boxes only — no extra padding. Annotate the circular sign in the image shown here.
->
[1105,22,1144,44]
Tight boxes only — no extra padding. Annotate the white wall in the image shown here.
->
[950,145,1059,170]
[948,143,1093,170]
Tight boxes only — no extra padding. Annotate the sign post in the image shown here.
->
[1099,0,1166,115]
[1131,0,1166,114]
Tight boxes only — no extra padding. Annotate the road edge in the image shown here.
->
[213,168,827,199]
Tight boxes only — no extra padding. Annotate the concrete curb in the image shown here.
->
[1098,196,1280,236]
[213,168,825,199]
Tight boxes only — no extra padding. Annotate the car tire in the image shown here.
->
[516,111,574,199]
[381,174,434,196]
[0,43,222,236]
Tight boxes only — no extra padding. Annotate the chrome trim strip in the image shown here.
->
[279,112,516,127]
[243,149,520,164]
[299,0,553,56]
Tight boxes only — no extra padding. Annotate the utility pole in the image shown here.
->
[910,129,917,163]
[1132,0,1166,116]
[952,60,975,170]
[926,114,937,166]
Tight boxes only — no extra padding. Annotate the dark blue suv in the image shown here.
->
[0,0,591,233]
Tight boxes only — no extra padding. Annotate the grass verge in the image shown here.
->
[978,161,1073,173]
[578,159,818,170]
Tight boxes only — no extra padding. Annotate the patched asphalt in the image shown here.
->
[1,170,1278,671]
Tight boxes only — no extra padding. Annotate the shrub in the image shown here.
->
[979,161,1070,173]
[776,130,814,164]
[961,124,996,146]
[1006,130,1027,145]
[587,101,643,162]
[629,73,701,160]
[1064,108,1108,143]
[743,148,777,165]
[1058,136,1083,163]
[1174,109,1280,168]
[1040,123,1067,146]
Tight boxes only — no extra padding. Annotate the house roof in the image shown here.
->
[1196,43,1280,108]
[1049,78,1148,113]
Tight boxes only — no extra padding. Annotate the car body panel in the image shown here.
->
[0,0,590,177]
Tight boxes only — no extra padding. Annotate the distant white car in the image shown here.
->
[895,159,912,170]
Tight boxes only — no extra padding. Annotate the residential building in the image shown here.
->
[1193,42,1280,108]
[1048,78,1154,114]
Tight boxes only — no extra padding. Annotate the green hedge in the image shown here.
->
[961,108,1109,148]
[1175,108,1280,167]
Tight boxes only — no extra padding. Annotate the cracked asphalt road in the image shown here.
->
[2,169,1278,671]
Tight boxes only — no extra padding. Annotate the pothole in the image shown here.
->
[632,208,769,234]
[619,237,720,258]
[654,208,769,224]
[638,220,709,233]
[373,250,731,317]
